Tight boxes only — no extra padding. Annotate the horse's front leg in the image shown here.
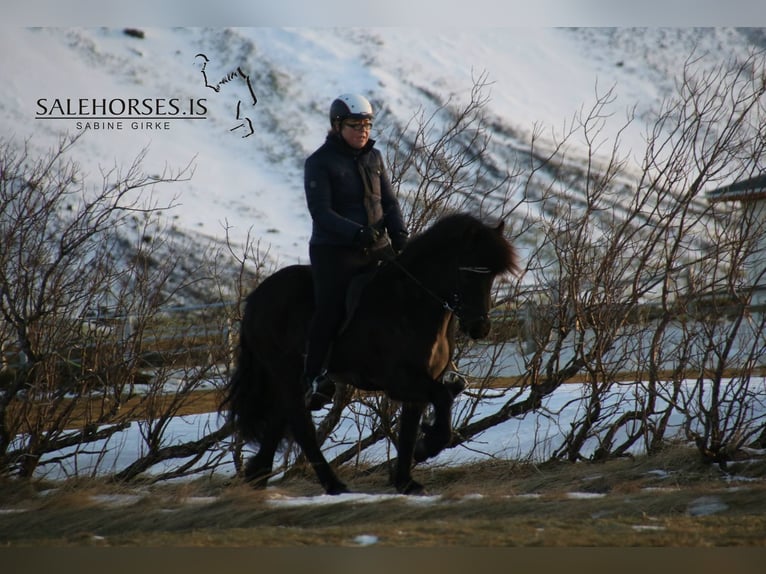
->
[394,402,426,494]
[413,381,454,463]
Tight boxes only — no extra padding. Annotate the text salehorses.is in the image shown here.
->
[36,97,207,117]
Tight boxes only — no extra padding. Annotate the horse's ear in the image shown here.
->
[495,220,505,234]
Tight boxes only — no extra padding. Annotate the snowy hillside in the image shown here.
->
[1,27,763,269]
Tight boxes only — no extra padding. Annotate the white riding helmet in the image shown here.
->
[329,94,374,124]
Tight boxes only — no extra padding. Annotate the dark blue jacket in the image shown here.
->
[304,133,408,246]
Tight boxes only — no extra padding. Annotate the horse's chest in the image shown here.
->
[427,312,452,379]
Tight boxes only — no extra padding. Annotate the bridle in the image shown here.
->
[449,266,494,325]
[387,255,493,320]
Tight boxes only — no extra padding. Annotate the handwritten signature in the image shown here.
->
[195,53,257,138]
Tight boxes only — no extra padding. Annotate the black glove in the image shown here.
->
[390,230,409,254]
[355,225,381,248]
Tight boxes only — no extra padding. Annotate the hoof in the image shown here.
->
[413,441,429,463]
[325,481,350,495]
[414,436,441,463]
[414,427,452,463]
[396,479,425,495]
[243,462,271,488]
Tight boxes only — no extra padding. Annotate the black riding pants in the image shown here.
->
[304,243,379,379]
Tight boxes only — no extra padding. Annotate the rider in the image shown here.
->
[303,93,409,410]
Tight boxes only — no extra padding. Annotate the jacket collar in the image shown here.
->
[327,132,376,156]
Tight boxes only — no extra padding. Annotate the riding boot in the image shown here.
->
[304,371,336,411]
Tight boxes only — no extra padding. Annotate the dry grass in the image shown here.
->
[1,444,765,547]
[4,389,222,432]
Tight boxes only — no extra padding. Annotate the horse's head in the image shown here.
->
[400,213,520,340]
[450,265,496,339]
[452,218,519,338]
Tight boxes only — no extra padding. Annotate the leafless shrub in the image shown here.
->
[0,133,243,480]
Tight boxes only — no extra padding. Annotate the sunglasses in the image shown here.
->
[344,121,373,132]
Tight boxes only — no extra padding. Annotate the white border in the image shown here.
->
[2,1,765,27]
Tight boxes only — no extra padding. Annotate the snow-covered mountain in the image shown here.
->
[1,27,763,270]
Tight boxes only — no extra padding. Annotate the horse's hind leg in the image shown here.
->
[286,406,349,495]
[277,364,349,495]
[244,418,285,488]
[393,403,426,494]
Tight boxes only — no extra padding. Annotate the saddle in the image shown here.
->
[331,259,468,398]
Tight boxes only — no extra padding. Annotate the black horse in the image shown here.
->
[221,213,519,494]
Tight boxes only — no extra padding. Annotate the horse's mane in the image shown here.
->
[398,212,519,275]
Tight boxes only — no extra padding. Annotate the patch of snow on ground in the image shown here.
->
[687,496,729,516]
[265,491,442,507]
[565,492,607,500]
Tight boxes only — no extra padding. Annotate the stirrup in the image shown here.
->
[304,373,335,411]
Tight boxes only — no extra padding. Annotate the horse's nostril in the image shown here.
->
[465,317,491,339]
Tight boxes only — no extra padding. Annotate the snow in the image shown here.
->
[687,496,729,516]
[266,491,442,508]
[352,534,379,546]
[565,492,607,500]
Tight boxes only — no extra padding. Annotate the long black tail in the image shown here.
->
[220,266,312,445]
[219,319,271,444]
